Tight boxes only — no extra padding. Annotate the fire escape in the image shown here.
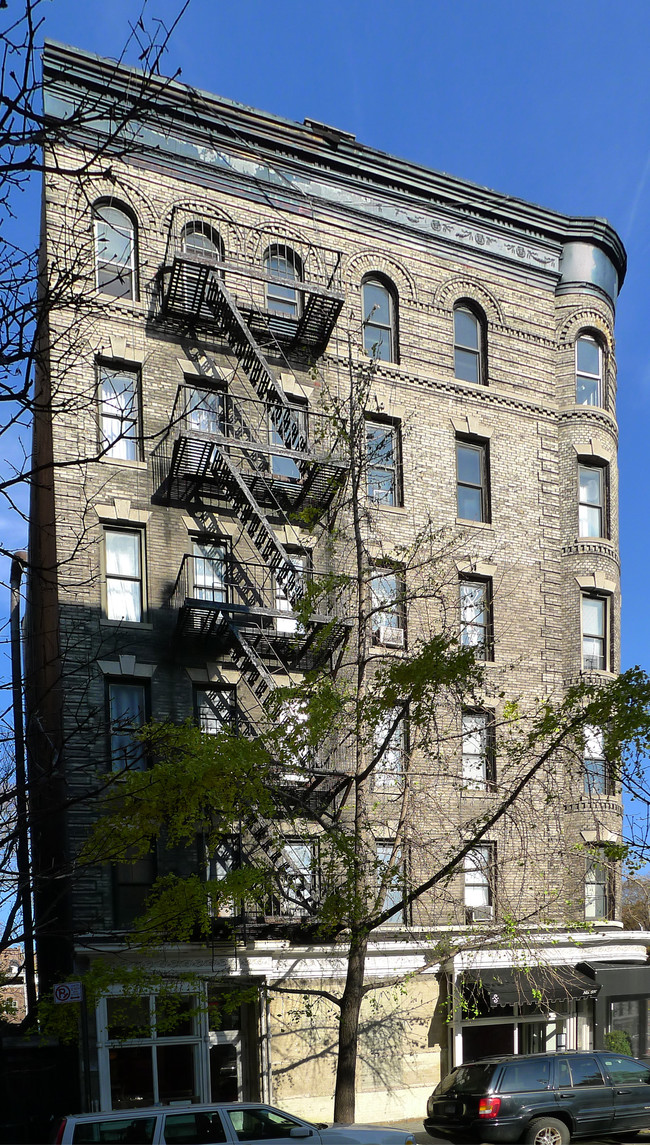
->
[154,217,350,923]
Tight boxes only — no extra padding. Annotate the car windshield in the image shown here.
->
[436,1064,495,1095]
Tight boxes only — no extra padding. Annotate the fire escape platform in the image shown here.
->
[158,255,344,356]
[164,430,347,511]
[176,598,351,671]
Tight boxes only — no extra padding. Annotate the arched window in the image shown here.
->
[454,304,485,384]
[575,333,603,406]
[264,244,302,318]
[181,221,224,261]
[93,202,137,300]
[362,276,397,363]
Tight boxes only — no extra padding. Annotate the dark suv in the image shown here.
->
[425,1051,650,1145]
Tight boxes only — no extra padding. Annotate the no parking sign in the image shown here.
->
[53,982,83,1003]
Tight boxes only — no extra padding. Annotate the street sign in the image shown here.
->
[53,982,83,1004]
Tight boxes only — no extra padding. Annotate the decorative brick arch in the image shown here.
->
[435,277,503,324]
[246,224,324,276]
[160,199,244,259]
[557,308,614,355]
[343,250,417,303]
[65,173,157,234]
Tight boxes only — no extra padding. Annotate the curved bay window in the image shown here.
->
[362,276,397,362]
[264,244,302,317]
[93,201,137,299]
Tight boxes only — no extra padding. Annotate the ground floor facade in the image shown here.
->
[76,929,650,1123]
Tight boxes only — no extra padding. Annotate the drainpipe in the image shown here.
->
[11,551,37,1017]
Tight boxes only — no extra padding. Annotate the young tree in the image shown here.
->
[80,352,650,1121]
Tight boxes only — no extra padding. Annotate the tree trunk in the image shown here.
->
[333,928,369,1123]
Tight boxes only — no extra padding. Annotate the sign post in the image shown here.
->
[54,982,91,1108]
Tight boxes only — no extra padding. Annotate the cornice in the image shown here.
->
[42,40,627,289]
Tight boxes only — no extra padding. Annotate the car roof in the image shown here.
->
[457,1052,593,1065]
[63,1102,289,1121]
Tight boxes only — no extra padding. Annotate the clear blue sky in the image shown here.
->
[10,0,650,675]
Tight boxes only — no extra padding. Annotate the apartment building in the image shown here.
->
[25,41,650,1120]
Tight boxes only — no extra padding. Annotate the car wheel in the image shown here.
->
[523,1117,570,1145]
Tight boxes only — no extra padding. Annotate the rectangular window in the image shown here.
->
[462,711,495,791]
[456,439,489,522]
[100,364,141,461]
[377,841,405,922]
[583,725,609,796]
[579,465,606,538]
[582,594,608,671]
[374,710,405,788]
[464,844,494,922]
[195,687,236,736]
[208,834,240,919]
[370,566,405,646]
[366,420,401,506]
[108,681,147,771]
[585,849,613,920]
[275,552,307,635]
[186,386,225,435]
[105,529,144,622]
[277,840,315,917]
[192,539,227,603]
[460,578,493,660]
[113,850,156,929]
[270,401,308,482]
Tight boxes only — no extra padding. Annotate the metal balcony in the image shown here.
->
[156,225,344,356]
[170,554,351,672]
[152,386,348,512]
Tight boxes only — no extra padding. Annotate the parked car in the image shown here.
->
[53,1101,418,1145]
[424,1050,650,1145]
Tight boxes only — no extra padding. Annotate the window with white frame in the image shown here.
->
[366,419,401,506]
[105,529,144,622]
[454,305,484,385]
[181,221,224,261]
[579,464,607,538]
[585,848,613,920]
[576,335,603,406]
[102,993,200,1110]
[93,202,136,299]
[462,710,495,791]
[207,834,240,919]
[362,276,397,362]
[192,539,227,603]
[464,844,494,922]
[275,839,315,917]
[376,841,405,922]
[373,710,405,788]
[460,578,493,660]
[582,594,608,671]
[275,552,306,635]
[370,566,405,646]
[264,244,302,317]
[583,725,609,796]
[99,364,141,461]
[108,681,147,771]
[195,687,236,736]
